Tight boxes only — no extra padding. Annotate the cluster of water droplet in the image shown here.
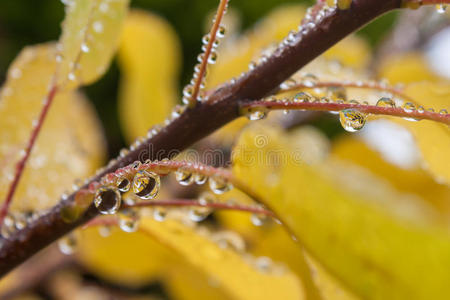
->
[182,7,227,105]
[0,211,39,240]
[244,75,449,132]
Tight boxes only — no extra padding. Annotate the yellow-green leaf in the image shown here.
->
[79,217,305,300]
[0,44,105,212]
[118,10,180,142]
[233,123,450,299]
[58,0,129,87]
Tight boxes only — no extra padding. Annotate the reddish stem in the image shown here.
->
[123,199,275,217]
[188,0,229,107]
[279,80,415,102]
[0,85,58,227]
[243,100,450,125]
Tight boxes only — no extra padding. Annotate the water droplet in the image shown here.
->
[417,106,425,113]
[348,99,360,105]
[436,4,447,13]
[175,169,194,186]
[209,176,231,194]
[194,173,207,185]
[255,256,273,272]
[116,177,130,192]
[98,225,111,237]
[280,78,297,89]
[68,72,76,81]
[153,207,167,222]
[202,34,210,45]
[81,43,90,53]
[248,61,257,70]
[189,192,215,222]
[94,186,121,214]
[251,212,269,226]
[132,171,160,200]
[403,102,416,113]
[293,92,312,103]
[212,231,245,252]
[58,234,77,255]
[402,102,419,121]
[246,107,268,121]
[440,109,448,115]
[92,21,103,33]
[301,73,318,87]
[208,50,218,64]
[217,25,226,38]
[376,97,395,108]
[339,109,367,132]
[327,86,346,100]
[119,208,139,233]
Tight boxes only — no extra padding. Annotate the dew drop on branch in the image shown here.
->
[194,173,208,185]
[175,169,194,186]
[119,208,139,233]
[153,207,167,222]
[376,97,395,108]
[94,186,122,214]
[209,176,231,194]
[116,177,131,193]
[339,109,367,132]
[132,171,160,200]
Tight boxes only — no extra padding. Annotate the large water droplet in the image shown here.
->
[376,97,395,108]
[94,186,121,214]
[119,208,139,233]
[209,176,231,194]
[132,171,160,200]
[208,50,218,64]
[339,109,367,132]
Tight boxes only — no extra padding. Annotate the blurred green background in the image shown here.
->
[0,0,396,157]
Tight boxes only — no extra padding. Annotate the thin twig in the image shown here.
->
[0,85,58,227]
[242,100,450,125]
[188,0,229,107]
[278,80,415,102]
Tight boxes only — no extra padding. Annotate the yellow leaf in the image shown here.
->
[233,124,450,299]
[378,52,450,184]
[118,10,180,143]
[0,44,105,212]
[332,136,450,213]
[58,0,129,87]
[80,217,305,300]
[378,53,441,84]
[78,226,174,286]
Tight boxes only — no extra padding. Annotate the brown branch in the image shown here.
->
[0,0,405,277]
[408,0,450,4]
[188,0,229,107]
[243,100,450,125]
